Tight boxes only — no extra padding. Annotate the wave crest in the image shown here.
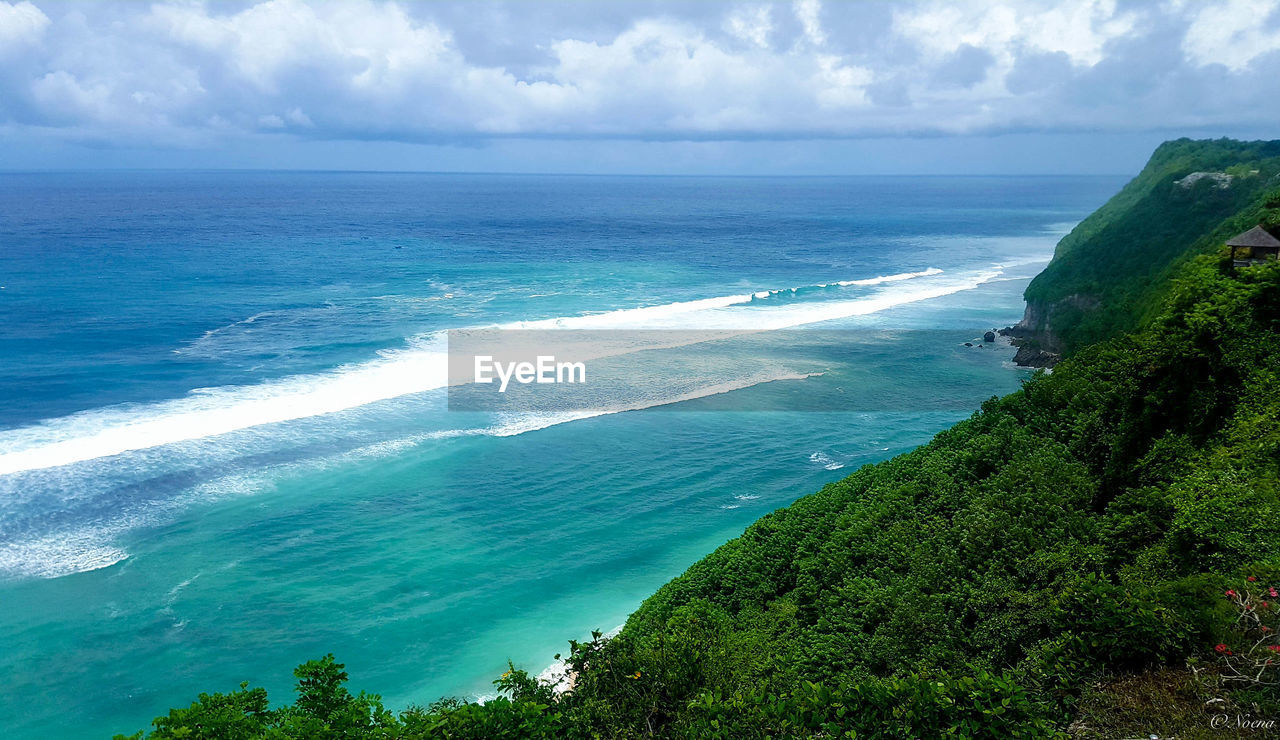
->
[0,265,991,476]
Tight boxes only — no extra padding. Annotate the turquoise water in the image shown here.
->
[0,174,1123,737]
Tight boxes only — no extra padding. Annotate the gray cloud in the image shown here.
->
[932,44,996,89]
[1005,52,1073,95]
[0,0,1278,150]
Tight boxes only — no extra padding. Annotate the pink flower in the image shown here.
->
[1227,590,1238,597]
[1216,644,1229,653]
[1270,587,1278,598]
[1249,576,1258,582]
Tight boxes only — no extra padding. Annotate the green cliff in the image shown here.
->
[1015,137,1280,358]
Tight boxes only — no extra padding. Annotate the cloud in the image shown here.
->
[792,0,827,46]
[891,0,1137,82]
[1181,0,1280,71]
[1005,51,1074,95]
[0,0,47,48]
[724,5,773,48]
[1,0,1279,150]
[931,44,996,89]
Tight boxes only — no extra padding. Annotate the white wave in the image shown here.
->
[536,660,575,695]
[0,483,204,579]
[833,266,943,286]
[809,451,845,470]
[736,268,1001,333]
[749,267,941,299]
[0,334,452,476]
[534,623,625,697]
[992,255,1054,269]
[498,292,756,330]
[0,265,996,476]
[0,528,130,579]
[2,427,502,580]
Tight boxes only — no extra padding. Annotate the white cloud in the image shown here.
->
[0,0,47,48]
[792,0,826,46]
[893,0,1137,68]
[1181,0,1280,71]
[725,5,773,48]
[1,0,1278,148]
[147,0,456,95]
[814,54,872,108]
[544,18,871,133]
[30,70,112,123]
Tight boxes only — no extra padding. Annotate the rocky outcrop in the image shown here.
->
[1174,171,1235,190]
[999,294,1099,368]
[1012,344,1060,368]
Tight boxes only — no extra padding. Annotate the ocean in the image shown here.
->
[0,172,1123,738]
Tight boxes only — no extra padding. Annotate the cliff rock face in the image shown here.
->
[999,295,1099,367]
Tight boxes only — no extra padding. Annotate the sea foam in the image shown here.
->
[0,265,996,476]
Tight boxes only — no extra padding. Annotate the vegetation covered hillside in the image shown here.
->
[1021,137,1280,354]
[118,150,1280,739]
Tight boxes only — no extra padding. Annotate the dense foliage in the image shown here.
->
[1024,137,1280,352]
[117,147,1280,738]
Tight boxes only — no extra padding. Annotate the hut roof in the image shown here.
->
[1226,225,1280,249]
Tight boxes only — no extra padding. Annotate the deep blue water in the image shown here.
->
[0,173,1122,738]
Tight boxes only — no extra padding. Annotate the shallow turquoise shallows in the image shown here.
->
[0,173,1123,738]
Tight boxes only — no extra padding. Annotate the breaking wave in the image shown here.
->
[0,265,998,477]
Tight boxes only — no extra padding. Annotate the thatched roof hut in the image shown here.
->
[1227,225,1280,250]
[1227,225,1280,266]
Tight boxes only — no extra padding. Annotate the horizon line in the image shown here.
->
[0,168,1134,178]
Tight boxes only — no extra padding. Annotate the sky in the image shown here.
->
[1,0,1278,174]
